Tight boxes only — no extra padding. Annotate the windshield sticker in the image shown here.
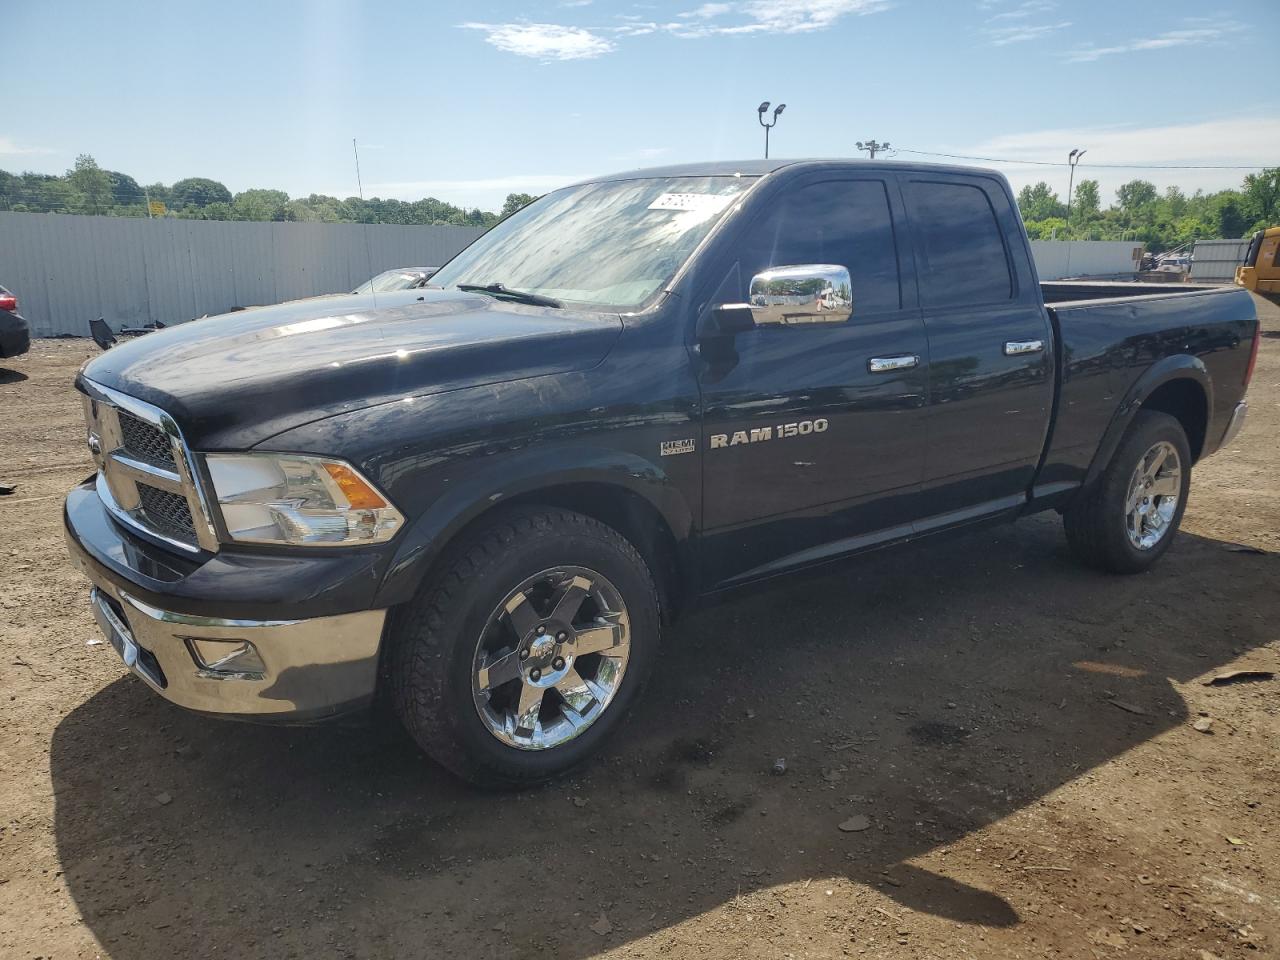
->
[647,193,736,214]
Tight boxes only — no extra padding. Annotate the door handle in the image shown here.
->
[1004,339,1044,356]
[868,354,920,373]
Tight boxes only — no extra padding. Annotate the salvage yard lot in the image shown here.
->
[1,295,1278,960]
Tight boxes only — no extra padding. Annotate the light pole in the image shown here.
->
[1066,148,1086,228]
[856,140,890,159]
[757,101,786,158]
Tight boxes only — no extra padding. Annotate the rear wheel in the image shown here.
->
[389,507,660,787]
[1063,410,1191,574]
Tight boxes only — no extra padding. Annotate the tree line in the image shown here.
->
[0,154,538,227]
[1016,168,1279,252]
[2,153,1277,253]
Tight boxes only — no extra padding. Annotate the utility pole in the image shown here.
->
[757,101,786,158]
[856,140,890,159]
[352,138,365,200]
[1066,147,1087,227]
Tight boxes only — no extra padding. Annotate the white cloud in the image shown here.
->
[0,137,55,157]
[949,116,1280,204]
[985,19,1069,44]
[986,0,1056,20]
[680,2,733,17]
[462,1,892,55]
[611,20,660,36]
[460,22,615,60]
[978,0,1067,45]
[1065,22,1242,62]
[670,0,892,36]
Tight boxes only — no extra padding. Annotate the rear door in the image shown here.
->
[697,174,930,586]
[901,174,1053,525]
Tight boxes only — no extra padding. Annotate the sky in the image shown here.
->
[4,0,1277,211]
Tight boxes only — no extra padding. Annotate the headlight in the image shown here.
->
[204,453,404,546]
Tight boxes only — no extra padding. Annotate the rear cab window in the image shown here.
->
[904,179,1016,308]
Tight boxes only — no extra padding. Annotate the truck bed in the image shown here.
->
[1040,279,1226,304]
[1035,279,1256,503]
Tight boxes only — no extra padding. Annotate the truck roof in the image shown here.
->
[575,158,1003,186]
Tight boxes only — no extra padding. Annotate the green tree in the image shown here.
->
[1240,168,1280,231]
[500,192,539,219]
[1116,179,1158,215]
[1215,196,1249,238]
[232,188,290,221]
[1160,186,1188,219]
[1016,182,1065,222]
[1070,179,1100,220]
[106,170,145,208]
[68,154,112,215]
[171,176,232,209]
[1023,216,1068,240]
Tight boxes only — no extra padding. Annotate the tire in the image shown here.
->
[1063,410,1191,574]
[388,506,660,788]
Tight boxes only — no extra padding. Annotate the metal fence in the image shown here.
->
[1028,240,1144,280]
[0,212,487,337]
[1190,238,1250,282]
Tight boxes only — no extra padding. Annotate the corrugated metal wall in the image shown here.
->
[1190,239,1249,282]
[1028,240,1144,280]
[0,212,486,337]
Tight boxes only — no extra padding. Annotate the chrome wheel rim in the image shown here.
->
[471,566,630,751]
[1125,440,1181,550]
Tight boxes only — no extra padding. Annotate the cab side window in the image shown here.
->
[738,180,902,313]
[906,180,1014,307]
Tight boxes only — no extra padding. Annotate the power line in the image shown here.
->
[893,148,1270,170]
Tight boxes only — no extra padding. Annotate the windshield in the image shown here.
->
[430,176,755,309]
[352,269,431,295]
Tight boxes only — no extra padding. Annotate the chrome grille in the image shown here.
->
[137,484,196,540]
[118,411,177,467]
[81,380,218,554]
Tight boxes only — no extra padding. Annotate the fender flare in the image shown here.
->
[1083,354,1212,488]
[372,444,696,608]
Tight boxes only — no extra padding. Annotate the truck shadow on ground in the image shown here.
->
[49,515,1275,958]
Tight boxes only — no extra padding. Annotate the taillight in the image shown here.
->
[0,295,15,312]
[1244,323,1260,387]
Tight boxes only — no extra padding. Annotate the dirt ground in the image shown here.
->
[1,295,1278,960]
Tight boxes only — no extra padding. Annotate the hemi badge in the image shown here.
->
[660,439,696,457]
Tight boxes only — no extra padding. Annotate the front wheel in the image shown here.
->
[388,507,660,787]
[1063,410,1191,574]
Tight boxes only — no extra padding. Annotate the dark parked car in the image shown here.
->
[65,160,1258,787]
[350,267,436,295]
[0,285,31,359]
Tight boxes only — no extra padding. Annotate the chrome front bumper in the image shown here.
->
[84,577,386,720]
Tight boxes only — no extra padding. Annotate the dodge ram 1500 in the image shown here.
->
[65,160,1258,786]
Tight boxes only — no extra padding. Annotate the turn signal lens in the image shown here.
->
[322,461,388,510]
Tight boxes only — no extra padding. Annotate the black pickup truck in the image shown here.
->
[65,160,1258,786]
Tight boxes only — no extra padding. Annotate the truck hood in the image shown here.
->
[80,290,623,449]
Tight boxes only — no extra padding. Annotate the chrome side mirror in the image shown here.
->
[744,264,853,326]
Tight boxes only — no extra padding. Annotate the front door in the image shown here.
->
[697,175,930,588]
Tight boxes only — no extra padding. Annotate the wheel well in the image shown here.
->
[474,483,690,623]
[1142,379,1208,461]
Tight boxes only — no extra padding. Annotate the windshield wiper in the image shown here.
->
[457,283,562,308]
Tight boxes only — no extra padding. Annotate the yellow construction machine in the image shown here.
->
[1236,227,1280,293]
